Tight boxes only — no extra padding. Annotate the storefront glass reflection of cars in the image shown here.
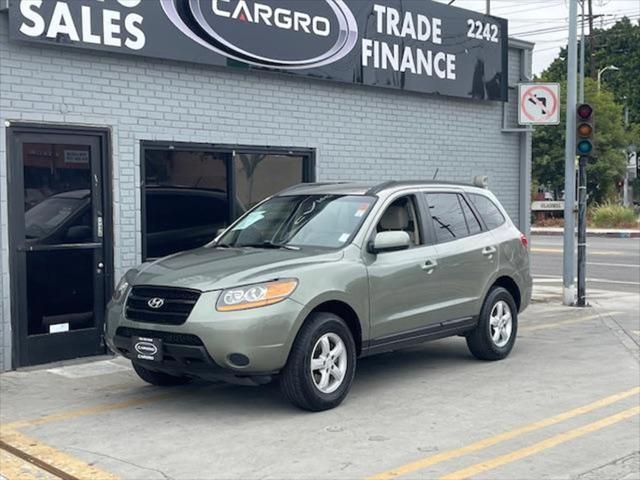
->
[143,145,313,259]
[22,143,96,335]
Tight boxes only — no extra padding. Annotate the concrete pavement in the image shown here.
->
[1,286,639,480]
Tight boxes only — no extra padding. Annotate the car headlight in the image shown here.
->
[112,276,131,302]
[216,279,298,312]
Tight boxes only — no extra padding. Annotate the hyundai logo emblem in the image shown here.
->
[147,297,165,309]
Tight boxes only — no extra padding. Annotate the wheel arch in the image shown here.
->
[287,295,365,358]
[490,275,522,311]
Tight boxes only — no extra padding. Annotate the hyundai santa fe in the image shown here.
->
[106,181,531,411]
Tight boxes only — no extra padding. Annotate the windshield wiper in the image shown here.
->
[242,241,300,251]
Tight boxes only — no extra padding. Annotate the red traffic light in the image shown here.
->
[577,104,593,119]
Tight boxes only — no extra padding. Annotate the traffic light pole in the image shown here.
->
[563,0,578,306]
[577,156,587,306]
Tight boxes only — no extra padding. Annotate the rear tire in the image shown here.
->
[467,287,518,361]
[132,361,191,386]
[280,312,356,411]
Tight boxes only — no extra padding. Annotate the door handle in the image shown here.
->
[482,246,497,257]
[421,259,438,274]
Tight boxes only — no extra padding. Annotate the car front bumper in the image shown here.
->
[105,289,305,382]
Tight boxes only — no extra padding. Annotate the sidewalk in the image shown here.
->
[532,226,640,238]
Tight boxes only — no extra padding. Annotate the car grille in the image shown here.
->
[115,327,204,346]
[125,286,201,325]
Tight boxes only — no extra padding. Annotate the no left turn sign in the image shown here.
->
[518,83,560,126]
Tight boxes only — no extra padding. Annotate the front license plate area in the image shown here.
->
[132,336,163,362]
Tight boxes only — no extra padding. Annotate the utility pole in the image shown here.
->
[588,0,596,80]
[577,1,587,308]
[577,157,587,306]
[563,0,579,306]
[486,0,490,15]
[623,99,632,207]
[579,1,585,103]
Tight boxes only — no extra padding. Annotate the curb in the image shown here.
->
[532,228,640,238]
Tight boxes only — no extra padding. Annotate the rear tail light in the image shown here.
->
[520,233,529,249]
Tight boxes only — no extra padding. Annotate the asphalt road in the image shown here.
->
[531,235,640,293]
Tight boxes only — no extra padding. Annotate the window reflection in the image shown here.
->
[235,154,305,209]
[144,149,229,258]
[22,143,95,335]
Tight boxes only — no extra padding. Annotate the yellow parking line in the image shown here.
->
[440,405,640,480]
[0,430,118,480]
[1,392,174,431]
[365,386,640,480]
[0,447,58,480]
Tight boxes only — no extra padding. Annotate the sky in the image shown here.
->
[432,0,640,74]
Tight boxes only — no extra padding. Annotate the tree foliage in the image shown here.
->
[533,18,638,203]
[540,18,640,124]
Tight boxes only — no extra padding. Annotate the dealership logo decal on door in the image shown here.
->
[159,0,358,69]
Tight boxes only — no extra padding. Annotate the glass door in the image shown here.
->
[11,132,107,366]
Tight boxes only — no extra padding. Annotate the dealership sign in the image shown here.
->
[9,0,508,101]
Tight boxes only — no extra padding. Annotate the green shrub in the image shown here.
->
[590,202,638,228]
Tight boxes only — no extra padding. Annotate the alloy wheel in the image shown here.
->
[489,300,513,348]
[310,332,347,394]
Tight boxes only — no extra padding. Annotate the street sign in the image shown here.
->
[518,83,561,125]
[531,201,565,211]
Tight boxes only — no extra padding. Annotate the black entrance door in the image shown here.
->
[9,130,109,366]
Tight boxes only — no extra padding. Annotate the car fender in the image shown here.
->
[284,288,369,360]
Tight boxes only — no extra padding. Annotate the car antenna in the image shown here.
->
[432,168,439,180]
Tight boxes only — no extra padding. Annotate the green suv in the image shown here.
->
[106,181,531,411]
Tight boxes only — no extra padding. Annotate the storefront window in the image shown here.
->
[234,153,305,209]
[142,145,313,259]
[144,149,229,259]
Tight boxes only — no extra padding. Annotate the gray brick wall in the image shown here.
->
[0,13,529,371]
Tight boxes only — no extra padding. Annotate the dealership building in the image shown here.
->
[0,0,533,371]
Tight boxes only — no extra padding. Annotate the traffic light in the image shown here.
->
[576,103,594,157]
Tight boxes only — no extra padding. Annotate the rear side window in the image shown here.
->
[425,193,470,243]
[459,196,482,235]
[469,194,506,230]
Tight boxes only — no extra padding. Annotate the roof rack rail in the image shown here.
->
[365,181,397,195]
[277,181,341,194]
[366,179,481,195]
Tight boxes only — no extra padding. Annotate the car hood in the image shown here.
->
[133,246,344,291]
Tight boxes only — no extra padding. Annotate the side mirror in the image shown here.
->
[66,225,92,242]
[368,231,411,254]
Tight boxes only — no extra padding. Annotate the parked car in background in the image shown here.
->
[145,187,245,258]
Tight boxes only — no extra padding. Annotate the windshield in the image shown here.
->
[25,196,85,239]
[217,195,376,249]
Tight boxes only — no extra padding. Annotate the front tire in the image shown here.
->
[132,361,191,386]
[280,312,356,411]
[467,287,518,361]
